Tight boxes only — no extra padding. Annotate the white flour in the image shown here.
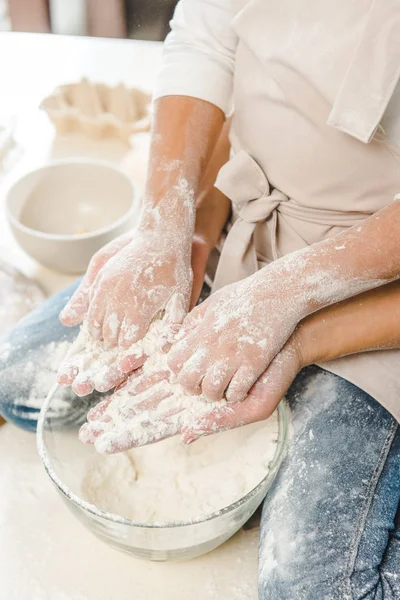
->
[0,258,45,336]
[76,314,279,522]
[22,341,73,409]
[81,413,278,522]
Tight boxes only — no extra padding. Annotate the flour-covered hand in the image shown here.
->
[78,366,180,453]
[56,228,211,395]
[85,229,192,348]
[56,227,192,395]
[77,316,228,453]
[79,334,302,452]
[60,232,135,327]
[180,338,302,442]
[168,262,309,403]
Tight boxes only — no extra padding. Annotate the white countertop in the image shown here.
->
[0,32,259,599]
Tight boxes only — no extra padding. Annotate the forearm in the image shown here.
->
[193,118,232,250]
[296,280,400,366]
[270,198,400,318]
[189,118,232,306]
[141,96,225,237]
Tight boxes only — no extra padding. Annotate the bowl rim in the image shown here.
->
[37,383,289,529]
[5,158,139,241]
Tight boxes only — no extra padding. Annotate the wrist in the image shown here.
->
[293,309,343,367]
[253,258,311,323]
[290,322,318,368]
[139,179,197,240]
[192,232,214,255]
[138,210,195,247]
[265,249,337,319]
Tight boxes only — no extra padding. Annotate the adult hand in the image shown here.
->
[167,259,309,403]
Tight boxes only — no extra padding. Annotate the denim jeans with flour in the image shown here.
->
[0,281,399,599]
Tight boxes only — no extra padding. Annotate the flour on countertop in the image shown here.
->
[81,413,278,522]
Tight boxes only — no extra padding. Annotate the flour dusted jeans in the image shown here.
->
[260,367,400,600]
[0,281,399,599]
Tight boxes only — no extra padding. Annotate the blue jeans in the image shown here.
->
[0,283,399,598]
[260,367,400,599]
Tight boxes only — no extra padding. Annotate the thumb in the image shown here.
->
[59,282,90,326]
[60,234,134,326]
[60,258,103,326]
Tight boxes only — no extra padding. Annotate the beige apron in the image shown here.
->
[212,0,400,420]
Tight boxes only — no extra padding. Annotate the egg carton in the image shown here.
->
[40,79,152,141]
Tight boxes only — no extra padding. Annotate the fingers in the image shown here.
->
[167,330,200,373]
[57,362,79,386]
[181,345,300,443]
[79,392,180,453]
[81,406,183,454]
[167,299,210,382]
[246,344,299,401]
[61,232,133,329]
[85,369,151,424]
[116,287,171,349]
[72,372,95,397]
[59,282,90,327]
[102,310,123,350]
[118,318,140,349]
[71,347,143,395]
[176,301,207,341]
[57,315,144,394]
[165,292,187,326]
[181,390,274,445]
[225,365,262,403]
[59,238,128,327]
[95,407,185,454]
[124,369,170,396]
[86,291,107,340]
[176,349,209,395]
[158,323,181,354]
[86,397,112,422]
[94,362,130,393]
[78,356,181,454]
[118,317,148,349]
[200,359,233,401]
[79,421,107,445]
[121,384,172,415]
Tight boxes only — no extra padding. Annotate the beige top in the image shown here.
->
[156,0,400,421]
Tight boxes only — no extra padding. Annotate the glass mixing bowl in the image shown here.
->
[37,383,289,561]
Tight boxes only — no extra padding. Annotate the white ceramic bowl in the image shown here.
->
[6,159,138,273]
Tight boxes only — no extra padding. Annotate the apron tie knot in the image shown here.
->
[213,150,288,290]
[216,149,288,222]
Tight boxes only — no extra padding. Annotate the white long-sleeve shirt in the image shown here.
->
[154,0,238,114]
